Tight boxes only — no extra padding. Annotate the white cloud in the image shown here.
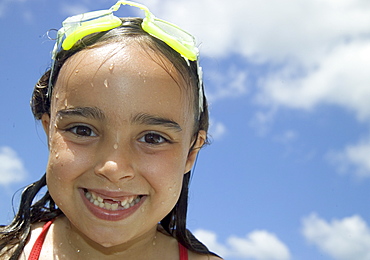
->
[0,0,26,18]
[273,130,298,144]
[194,229,229,257]
[302,213,370,260]
[205,66,248,103]
[257,41,370,122]
[327,137,370,178]
[0,146,27,186]
[208,119,226,141]
[194,229,291,260]
[153,0,370,119]
[59,3,90,17]
[249,107,278,136]
[156,0,370,64]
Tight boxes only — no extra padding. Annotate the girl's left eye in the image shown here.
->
[66,125,97,137]
[139,132,168,145]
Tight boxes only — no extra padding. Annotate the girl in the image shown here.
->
[0,1,221,259]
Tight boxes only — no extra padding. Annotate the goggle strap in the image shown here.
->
[198,65,204,116]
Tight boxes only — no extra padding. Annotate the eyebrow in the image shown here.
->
[56,107,106,121]
[131,113,182,132]
[56,108,182,131]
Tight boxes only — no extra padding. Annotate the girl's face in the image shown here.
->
[42,42,205,248]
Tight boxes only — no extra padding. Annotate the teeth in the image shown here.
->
[121,199,128,207]
[85,191,141,211]
[105,202,111,210]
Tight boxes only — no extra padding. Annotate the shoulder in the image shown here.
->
[0,221,47,260]
[21,221,49,259]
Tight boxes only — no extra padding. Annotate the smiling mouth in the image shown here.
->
[83,189,143,211]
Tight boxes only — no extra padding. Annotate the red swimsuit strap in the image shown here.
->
[178,242,189,260]
[28,219,54,260]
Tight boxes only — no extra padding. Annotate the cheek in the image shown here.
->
[138,151,187,196]
[46,134,95,210]
[46,133,90,186]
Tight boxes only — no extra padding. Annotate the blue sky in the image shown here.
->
[1,0,370,259]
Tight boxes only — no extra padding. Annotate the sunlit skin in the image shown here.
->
[37,41,208,259]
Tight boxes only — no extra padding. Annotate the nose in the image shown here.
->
[94,147,135,183]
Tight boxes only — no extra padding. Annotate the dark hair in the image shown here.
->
[0,18,215,259]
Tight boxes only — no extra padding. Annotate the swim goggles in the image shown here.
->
[48,0,203,114]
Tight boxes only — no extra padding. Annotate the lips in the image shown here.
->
[80,188,146,221]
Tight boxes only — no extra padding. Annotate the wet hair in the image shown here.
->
[0,18,215,259]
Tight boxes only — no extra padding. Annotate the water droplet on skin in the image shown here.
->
[113,143,118,149]
[152,235,157,246]
[64,99,68,107]
[75,69,79,74]
[55,153,59,159]
[104,79,109,88]
[109,63,114,71]
[77,249,80,253]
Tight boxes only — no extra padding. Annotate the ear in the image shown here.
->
[185,130,206,173]
[41,113,51,137]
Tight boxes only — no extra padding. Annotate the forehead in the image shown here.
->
[52,42,193,124]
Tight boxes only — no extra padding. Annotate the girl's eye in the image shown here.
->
[67,125,97,137]
[139,132,168,145]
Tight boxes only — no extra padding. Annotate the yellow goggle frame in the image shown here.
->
[49,1,203,115]
[53,0,198,61]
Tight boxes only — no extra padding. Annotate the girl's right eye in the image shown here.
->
[66,125,97,137]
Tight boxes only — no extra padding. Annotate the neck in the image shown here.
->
[53,216,160,259]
